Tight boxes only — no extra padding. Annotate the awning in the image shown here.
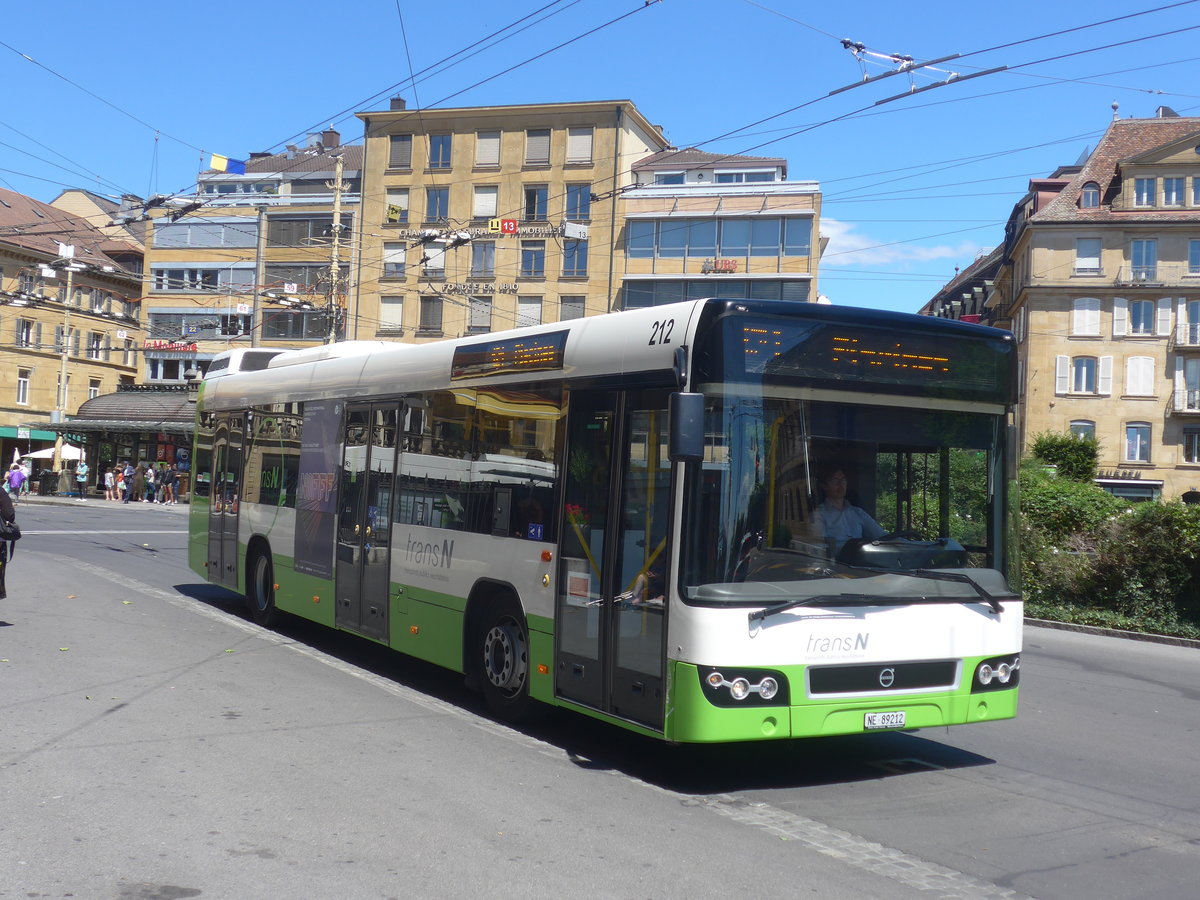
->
[27,444,83,460]
[0,426,58,441]
[43,420,193,436]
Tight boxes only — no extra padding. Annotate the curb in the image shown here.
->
[14,495,189,512]
[1026,617,1200,650]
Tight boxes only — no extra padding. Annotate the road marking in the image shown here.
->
[57,552,1034,900]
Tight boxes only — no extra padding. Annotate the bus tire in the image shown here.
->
[477,596,536,722]
[246,546,277,627]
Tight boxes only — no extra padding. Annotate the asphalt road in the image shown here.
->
[2,499,1198,899]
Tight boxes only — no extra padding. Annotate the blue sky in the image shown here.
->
[3,0,1199,313]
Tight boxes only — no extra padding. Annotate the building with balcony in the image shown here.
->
[988,109,1200,500]
[354,99,670,338]
[140,130,361,380]
[0,186,143,463]
[619,149,820,308]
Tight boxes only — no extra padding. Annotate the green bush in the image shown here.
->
[1019,459,1121,541]
[1020,457,1200,638]
[1030,430,1100,481]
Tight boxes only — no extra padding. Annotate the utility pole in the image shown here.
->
[52,243,83,473]
[325,154,345,344]
[251,206,267,347]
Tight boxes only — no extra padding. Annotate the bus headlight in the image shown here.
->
[972,654,1020,693]
[698,667,789,707]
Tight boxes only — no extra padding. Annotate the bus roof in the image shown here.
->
[197,299,1012,411]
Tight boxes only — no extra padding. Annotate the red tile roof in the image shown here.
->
[0,187,140,277]
[1033,117,1200,224]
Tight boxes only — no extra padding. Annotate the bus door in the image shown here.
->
[555,390,670,729]
[335,402,398,641]
[207,418,243,591]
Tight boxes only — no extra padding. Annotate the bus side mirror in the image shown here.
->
[669,392,705,462]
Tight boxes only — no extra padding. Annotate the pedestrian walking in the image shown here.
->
[104,467,116,501]
[144,465,156,503]
[6,464,26,504]
[0,481,16,599]
[74,459,89,501]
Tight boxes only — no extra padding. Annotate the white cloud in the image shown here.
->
[820,218,986,267]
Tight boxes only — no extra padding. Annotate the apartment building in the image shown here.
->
[0,187,143,461]
[354,99,670,339]
[989,109,1200,500]
[620,149,820,308]
[141,131,362,380]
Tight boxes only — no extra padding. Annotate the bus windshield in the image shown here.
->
[679,389,1010,602]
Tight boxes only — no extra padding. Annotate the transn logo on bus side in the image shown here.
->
[403,535,455,569]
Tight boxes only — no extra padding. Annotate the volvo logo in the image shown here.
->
[879,667,896,688]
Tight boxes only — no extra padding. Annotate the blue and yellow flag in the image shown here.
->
[210,154,247,175]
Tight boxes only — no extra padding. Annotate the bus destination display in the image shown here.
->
[737,320,1008,397]
[451,330,568,380]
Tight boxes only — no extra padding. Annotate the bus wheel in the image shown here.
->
[479,598,535,721]
[247,548,277,627]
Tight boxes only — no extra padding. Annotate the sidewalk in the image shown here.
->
[14,492,190,513]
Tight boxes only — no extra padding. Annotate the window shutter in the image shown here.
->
[389,134,413,168]
[1073,297,1100,335]
[475,131,500,167]
[566,127,593,163]
[1157,297,1172,336]
[526,129,550,165]
[1112,297,1127,336]
[1127,357,1154,395]
[35,323,42,348]
[473,186,498,219]
[104,334,112,361]
[1055,355,1069,393]
[1177,355,1186,410]
[1098,356,1114,395]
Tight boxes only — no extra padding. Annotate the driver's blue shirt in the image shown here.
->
[816,501,885,555]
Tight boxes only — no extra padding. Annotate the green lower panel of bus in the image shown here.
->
[665,660,1019,744]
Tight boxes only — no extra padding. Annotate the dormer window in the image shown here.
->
[1164,177,1185,206]
[1135,178,1156,207]
[1080,182,1101,208]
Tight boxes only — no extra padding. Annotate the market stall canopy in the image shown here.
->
[26,444,83,460]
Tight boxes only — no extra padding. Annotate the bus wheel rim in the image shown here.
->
[483,621,526,694]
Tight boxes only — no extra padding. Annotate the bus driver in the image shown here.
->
[815,468,885,556]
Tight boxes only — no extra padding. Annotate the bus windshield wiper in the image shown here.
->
[838,564,1003,613]
[748,593,876,625]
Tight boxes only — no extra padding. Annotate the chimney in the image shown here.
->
[390,96,407,110]
[321,127,340,148]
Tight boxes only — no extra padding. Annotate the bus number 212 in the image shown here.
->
[649,318,675,346]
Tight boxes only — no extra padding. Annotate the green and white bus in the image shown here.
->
[189,298,1021,742]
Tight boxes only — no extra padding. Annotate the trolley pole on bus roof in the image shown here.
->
[325,154,345,344]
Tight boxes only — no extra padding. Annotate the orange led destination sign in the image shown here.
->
[451,330,568,380]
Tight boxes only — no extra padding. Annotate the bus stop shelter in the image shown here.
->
[39,384,197,499]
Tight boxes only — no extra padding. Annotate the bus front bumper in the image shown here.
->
[666,660,1019,744]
